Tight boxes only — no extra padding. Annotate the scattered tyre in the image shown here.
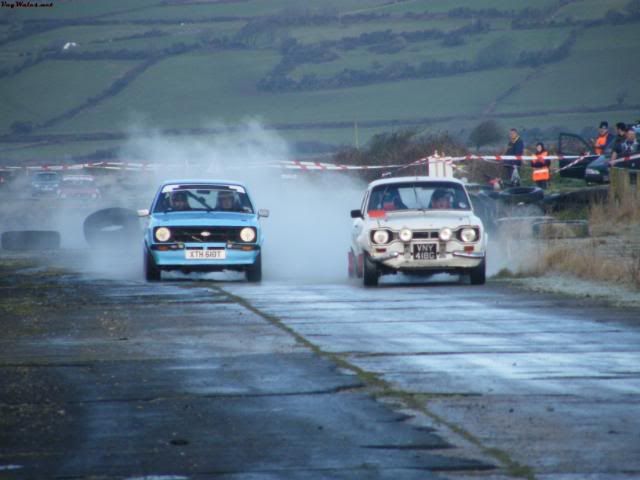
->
[498,186,545,205]
[83,207,141,249]
[1,230,61,251]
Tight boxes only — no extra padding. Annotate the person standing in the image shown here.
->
[503,128,524,186]
[611,127,640,166]
[591,121,613,155]
[612,122,628,153]
[531,142,551,189]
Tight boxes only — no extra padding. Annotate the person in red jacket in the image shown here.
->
[531,142,551,189]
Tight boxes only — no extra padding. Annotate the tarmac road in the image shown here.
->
[1,251,639,480]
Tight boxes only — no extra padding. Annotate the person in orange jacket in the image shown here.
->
[531,142,551,189]
[590,121,613,155]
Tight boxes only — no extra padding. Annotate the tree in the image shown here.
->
[469,120,504,151]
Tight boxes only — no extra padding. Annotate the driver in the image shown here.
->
[216,190,238,211]
[381,188,407,211]
[430,189,453,209]
[170,191,190,211]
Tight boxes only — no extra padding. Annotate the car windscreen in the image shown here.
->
[154,185,254,213]
[367,181,471,212]
[34,173,59,182]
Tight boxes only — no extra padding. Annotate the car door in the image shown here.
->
[557,133,599,179]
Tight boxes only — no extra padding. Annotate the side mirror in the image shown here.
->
[258,209,270,218]
[350,209,362,219]
[137,209,150,217]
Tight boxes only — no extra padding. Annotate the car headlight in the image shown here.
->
[399,228,412,242]
[460,228,477,242]
[240,227,256,243]
[586,168,598,175]
[155,227,171,242]
[439,227,452,241]
[372,229,390,245]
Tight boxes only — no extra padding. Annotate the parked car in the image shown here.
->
[30,171,60,196]
[349,177,487,286]
[555,132,634,184]
[57,174,101,200]
[139,180,268,282]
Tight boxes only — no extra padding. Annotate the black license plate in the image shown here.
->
[413,243,437,260]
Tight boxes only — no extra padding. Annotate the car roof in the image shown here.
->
[160,179,247,188]
[367,176,465,189]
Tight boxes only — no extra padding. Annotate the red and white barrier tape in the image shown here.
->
[1,153,638,174]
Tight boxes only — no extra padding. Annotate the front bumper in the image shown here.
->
[148,242,259,270]
[368,241,485,272]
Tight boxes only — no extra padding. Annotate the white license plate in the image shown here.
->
[185,249,226,260]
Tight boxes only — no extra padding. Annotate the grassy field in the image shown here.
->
[0,0,639,164]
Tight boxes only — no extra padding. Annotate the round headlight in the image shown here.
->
[372,229,390,245]
[155,227,171,242]
[240,227,256,243]
[460,228,477,242]
[399,228,413,243]
[439,227,452,242]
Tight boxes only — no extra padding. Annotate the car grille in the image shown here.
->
[412,230,439,240]
[170,226,244,243]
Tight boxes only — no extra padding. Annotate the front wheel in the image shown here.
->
[363,253,379,287]
[246,254,262,283]
[144,248,161,282]
[469,258,486,285]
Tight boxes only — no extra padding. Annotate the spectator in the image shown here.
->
[611,127,639,165]
[590,121,613,155]
[531,142,551,189]
[503,128,524,186]
[612,122,628,153]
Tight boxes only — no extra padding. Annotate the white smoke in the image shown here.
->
[117,120,365,282]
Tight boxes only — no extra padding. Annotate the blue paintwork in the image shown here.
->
[144,180,263,269]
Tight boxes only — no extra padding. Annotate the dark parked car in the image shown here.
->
[30,171,61,196]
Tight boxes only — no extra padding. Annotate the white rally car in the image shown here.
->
[349,176,487,286]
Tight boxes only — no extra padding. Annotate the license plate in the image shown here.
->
[185,249,226,260]
[413,243,437,260]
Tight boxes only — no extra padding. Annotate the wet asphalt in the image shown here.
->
[1,250,639,480]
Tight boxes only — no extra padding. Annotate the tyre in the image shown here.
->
[532,220,589,239]
[1,230,60,251]
[498,186,544,205]
[363,253,379,287]
[246,254,262,283]
[83,208,141,249]
[144,248,161,281]
[469,259,486,285]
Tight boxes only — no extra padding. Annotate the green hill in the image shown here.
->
[0,0,639,163]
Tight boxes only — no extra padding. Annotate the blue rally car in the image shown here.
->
[139,180,268,282]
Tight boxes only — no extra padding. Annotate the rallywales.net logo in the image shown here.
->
[1,1,54,7]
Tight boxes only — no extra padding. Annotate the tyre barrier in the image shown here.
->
[498,186,545,205]
[543,186,608,213]
[495,216,554,239]
[83,207,141,249]
[532,219,590,239]
[1,230,61,251]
